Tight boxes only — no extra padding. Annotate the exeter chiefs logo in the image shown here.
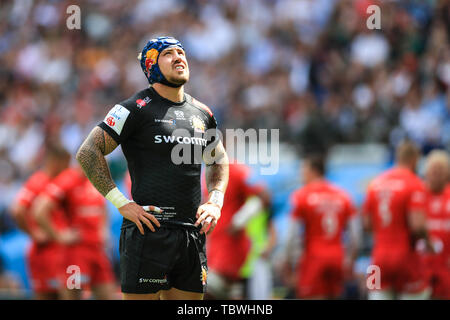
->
[190,115,206,133]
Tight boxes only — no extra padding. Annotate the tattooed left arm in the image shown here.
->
[205,140,229,195]
[195,140,229,234]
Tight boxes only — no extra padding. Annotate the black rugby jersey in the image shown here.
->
[98,87,219,227]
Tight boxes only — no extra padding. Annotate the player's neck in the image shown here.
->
[306,176,324,185]
[427,182,445,194]
[152,83,185,103]
[396,163,415,173]
[43,165,58,178]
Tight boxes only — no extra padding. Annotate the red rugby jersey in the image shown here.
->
[290,179,356,257]
[363,167,426,255]
[43,167,106,246]
[206,163,264,279]
[15,171,68,235]
[424,187,450,261]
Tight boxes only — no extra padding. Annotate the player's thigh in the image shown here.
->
[160,287,203,300]
[367,289,395,300]
[324,260,344,298]
[205,270,229,299]
[90,249,116,299]
[373,257,398,291]
[169,230,207,295]
[119,225,175,294]
[123,292,161,300]
[297,257,326,299]
[92,282,117,300]
[398,256,429,295]
[301,295,327,300]
[436,269,450,299]
[34,292,59,300]
[398,287,431,300]
[29,248,66,297]
[61,288,82,300]
[66,245,93,290]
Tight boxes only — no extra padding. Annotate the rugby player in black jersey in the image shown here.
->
[76,37,229,300]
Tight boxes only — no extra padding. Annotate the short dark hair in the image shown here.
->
[395,140,420,165]
[46,142,71,160]
[304,153,326,176]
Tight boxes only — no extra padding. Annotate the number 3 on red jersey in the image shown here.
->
[321,211,338,238]
[377,190,392,227]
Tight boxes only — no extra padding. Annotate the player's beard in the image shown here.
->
[166,72,189,86]
[168,77,188,86]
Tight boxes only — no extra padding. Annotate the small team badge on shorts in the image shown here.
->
[201,266,208,286]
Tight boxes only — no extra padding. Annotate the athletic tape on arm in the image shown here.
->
[105,187,131,209]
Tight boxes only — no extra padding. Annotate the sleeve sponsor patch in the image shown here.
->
[103,104,130,136]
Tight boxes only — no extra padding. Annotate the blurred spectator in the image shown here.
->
[0,0,448,179]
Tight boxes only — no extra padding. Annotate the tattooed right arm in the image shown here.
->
[76,127,118,196]
[76,126,161,235]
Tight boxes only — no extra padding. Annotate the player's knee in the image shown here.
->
[205,271,228,299]
[367,289,395,300]
[122,292,160,300]
[398,287,431,300]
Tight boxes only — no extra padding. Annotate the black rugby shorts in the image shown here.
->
[119,222,208,294]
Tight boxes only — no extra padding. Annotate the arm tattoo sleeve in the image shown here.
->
[205,141,229,194]
[76,127,118,196]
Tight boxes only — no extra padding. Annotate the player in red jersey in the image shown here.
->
[10,144,71,299]
[422,150,450,299]
[363,141,432,299]
[283,154,359,299]
[205,162,270,299]
[33,166,116,299]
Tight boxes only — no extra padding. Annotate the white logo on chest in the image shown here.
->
[174,110,185,120]
[431,198,442,214]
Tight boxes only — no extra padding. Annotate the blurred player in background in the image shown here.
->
[33,165,116,300]
[244,203,277,300]
[283,153,360,299]
[10,144,71,299]
[363,141,432,300]
[205,163,271,300]
[421,150,450,299]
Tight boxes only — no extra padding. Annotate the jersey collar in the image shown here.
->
[149,86,186,107]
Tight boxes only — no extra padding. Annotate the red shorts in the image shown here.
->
[431,267,450,299]
[423,254,450,299]
[372,249,429,294]
[296,254,344,299]
[27,242,66,294]
[207,233,250,280]
[65,244,115,289]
